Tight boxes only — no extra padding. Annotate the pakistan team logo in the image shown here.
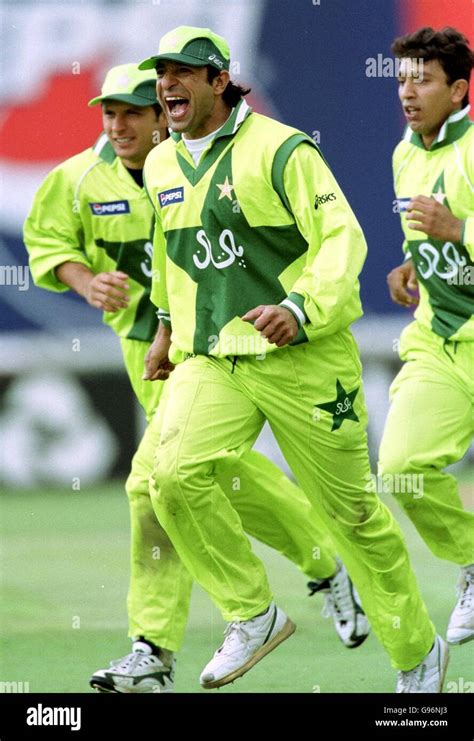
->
[314,379,360,431]
[412,172,472,286]
[216,176,234,200]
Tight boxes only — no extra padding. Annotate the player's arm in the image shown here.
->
[406,196,464,242]
[387,255,418,308]
[23,166,92,292]
[244,143,366,344]
[24,166,131,312]
[142,201,174,381]
[142,321,174,381]
[278,142,367,337]
[241,305,298,347]
[55,262,130,312]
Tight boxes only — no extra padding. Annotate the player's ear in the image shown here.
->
[451,78,468,105]
[212,70,230,96]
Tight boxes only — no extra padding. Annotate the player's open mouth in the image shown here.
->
[404,106,420,120]
[165,96,190,120]
[115,137,134,144]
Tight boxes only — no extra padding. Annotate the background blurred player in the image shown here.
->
[379,26,474,646]
[24,63,368,694]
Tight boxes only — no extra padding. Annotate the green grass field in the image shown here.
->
[1,480,473,694]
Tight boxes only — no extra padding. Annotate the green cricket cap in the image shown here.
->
[138,26,230,72]
[88,63,158,107]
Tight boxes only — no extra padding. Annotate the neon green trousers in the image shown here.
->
[149,331,435,670]
[120,338,338,651]
[379,321,474,566]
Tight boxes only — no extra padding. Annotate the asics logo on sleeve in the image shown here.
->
[89,200,130,216]
[314,193,336,210]
[158,188,184,207]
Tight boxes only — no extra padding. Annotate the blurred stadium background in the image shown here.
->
[0,0,472,693]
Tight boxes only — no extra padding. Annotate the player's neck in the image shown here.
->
[421,105,463,150]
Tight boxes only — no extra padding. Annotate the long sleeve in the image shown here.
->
[23,166,89,292]
[149,208,171,327]
[281,143,367,337]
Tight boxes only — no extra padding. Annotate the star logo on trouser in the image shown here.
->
[314,379,360,431]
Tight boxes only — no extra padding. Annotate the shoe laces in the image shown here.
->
[397,661,426,693]
[217,621,251,655]
[323,571,355,622]
[111,650,163,674]
[457,570,474,610]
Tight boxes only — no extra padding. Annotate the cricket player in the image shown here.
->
[142,25,446,692]
[23,63,369,694]
[379,27,474,645]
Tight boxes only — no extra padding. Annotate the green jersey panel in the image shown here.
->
[393,109,474,341]
[146,101,366,358]
[24,135,158,342]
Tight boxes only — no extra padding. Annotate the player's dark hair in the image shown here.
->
[392,27,473,106]
[152,103,163,119]
[206,66,251,107]
[101,101,162,117]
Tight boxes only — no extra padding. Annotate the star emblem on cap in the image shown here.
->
[314,379,360,432]
[216,176,234,200]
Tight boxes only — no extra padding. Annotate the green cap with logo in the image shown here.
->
[88,63,158,107]
[138,26,230,72]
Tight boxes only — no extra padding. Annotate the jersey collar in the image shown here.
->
[170,99,253,185]
[92,132,116,163]
[403,105,472,151]
[92,132,146,192]
[169,99,253,144]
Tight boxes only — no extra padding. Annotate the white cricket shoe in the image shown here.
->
[199,602,296,689]
[447,564,474,645]
[90,639,175,693]
[308,561,370,648]
[396,635,449,693]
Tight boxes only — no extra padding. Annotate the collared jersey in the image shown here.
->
[24,135,157,342]
[145,100,367,358]
[393,107,474,341]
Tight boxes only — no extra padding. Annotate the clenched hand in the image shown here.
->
[407,196,463,243]
[242,305,299,347]
[387,259,418,308]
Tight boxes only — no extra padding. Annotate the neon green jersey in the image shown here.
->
[24,135,158,342]
[146,100,367,358]
[393,107,474,341]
